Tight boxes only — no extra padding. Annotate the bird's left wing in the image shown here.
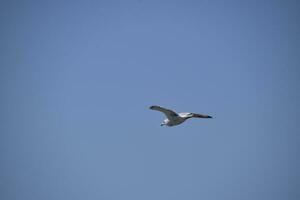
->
[149,105,179,120]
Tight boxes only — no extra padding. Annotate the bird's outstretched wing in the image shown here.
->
[191,113,212,118]
[149,105,179,120]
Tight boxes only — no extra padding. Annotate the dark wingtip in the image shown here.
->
[207,116,213,118]
[149,105,155,109]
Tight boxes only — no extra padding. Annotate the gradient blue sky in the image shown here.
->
[1,0,300,200]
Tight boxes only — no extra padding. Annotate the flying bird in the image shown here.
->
[150,105,212,127]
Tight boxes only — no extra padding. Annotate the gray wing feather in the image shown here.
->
[149,105,178,120]
[191,113,212,118]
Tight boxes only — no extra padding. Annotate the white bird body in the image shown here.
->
[150,105,212,127]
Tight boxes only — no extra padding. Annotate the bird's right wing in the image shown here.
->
[149,105,179,120]
[191,113,213,118]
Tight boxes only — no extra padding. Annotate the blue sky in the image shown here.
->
[1,0,300,200]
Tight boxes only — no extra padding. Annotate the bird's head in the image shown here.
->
[161,119,169,126]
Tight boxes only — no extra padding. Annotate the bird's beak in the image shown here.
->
[160,123,165,126]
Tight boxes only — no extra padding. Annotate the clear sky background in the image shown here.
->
[1,0,300,200]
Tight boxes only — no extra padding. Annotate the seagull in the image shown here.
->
[150,105,212,127]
